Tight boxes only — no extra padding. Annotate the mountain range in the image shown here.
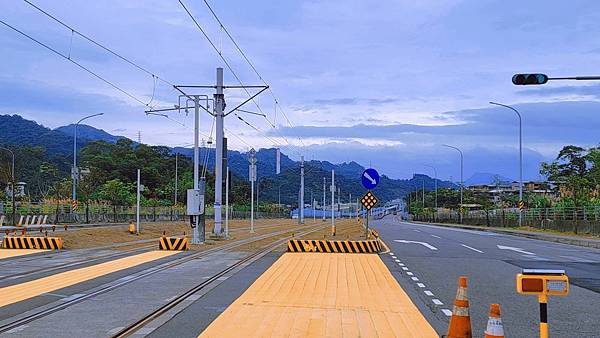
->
[0,114,458,203]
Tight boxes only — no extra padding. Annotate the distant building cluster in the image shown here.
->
[467,180,555,204]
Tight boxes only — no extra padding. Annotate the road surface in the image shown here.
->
[372,216,600,337]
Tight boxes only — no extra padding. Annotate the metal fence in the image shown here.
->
[414,207,600,236]
[0,201,289,225]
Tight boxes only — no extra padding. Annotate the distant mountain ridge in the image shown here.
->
[465,172,513,186]
[1,114,457,203]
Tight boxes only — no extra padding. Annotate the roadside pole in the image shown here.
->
[192,96,201,244]
[249,149,257,233]
[300,156,305,225]
[331,170,335,236]
[225,166,229,237]
[322,177,326,221]
[136,169,141,235]
[213,68,224,235]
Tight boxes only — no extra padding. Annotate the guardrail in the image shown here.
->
[414,207,600,236]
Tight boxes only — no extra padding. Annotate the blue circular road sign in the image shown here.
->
[361,168,380,190]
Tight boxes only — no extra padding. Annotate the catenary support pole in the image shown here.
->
[213,68,224,235]
[192,96,201,244]
[300,156,304,224]
[225,166,229,237]
[136,169,141,235]
[331,170,335,235]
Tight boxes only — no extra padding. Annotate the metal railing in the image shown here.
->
[413,207,600,236]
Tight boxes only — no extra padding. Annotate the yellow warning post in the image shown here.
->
[200,253,437,338]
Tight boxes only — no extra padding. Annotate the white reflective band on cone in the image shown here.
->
[485,318,504,336]
[452,305,469,317]
[455,287,468,300]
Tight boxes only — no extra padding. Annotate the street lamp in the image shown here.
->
[0,146,15,226]
[443,144,463,223]
[424,164,438,212]
[490,101,523,227]
[72,113,104,205]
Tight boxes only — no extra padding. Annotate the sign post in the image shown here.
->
[516,269,569,338]
[360,168,380,239]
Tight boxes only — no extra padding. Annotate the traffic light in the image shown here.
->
[512,73,549,85]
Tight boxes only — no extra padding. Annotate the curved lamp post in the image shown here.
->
[489,101,523,227]
[443,144,463,223]
[73,113,104,204]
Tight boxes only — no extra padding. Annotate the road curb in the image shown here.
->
[411,221,600,249]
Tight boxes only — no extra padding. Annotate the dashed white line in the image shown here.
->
[432,299,443,305]
[406,272,414,276]
[442,309,453,316]
[411,277,419,281]
[402,267,409,271]
[398,263,405,266]
[391,256,397,259]
[461,244,484,253]
[417,283,425,288]
[424,290,434,296]
[389,252,394,255]
[394,259,401,262]
[430,234,441,239]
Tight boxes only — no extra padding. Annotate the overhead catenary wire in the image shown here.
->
[200,0,305,148]
[0,19,150,107]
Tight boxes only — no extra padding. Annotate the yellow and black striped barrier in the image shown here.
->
[287,239,382,254]
[2,236,63,250]
[158,236,189,251]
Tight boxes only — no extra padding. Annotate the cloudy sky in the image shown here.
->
[1,0,600,181]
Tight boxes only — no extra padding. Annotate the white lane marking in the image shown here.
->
[424,290,434,296]
[406,272,414,276]
[398,263,405,266]
[432,299,444,305]
[391,256,397,259]
[394,240,438,251]
[411,277,419,281]
[417,283,425,288]
[442,309,453,316]
[559,255,595,263]
[5,325,29,334]
[431,234,441,239]
[394,259,401,262]
[402,267,409,271]
[461,244,484,253]
[413,229,421,232]
[389,252,394,255]
[400,221,496,236]
[497,245,535,255]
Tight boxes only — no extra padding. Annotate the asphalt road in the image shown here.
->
[372,216,600,337]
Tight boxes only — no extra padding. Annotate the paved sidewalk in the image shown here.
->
[412,220,600,249]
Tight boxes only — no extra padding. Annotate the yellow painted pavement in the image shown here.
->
[200,253,438,338]
[0,249,48,260]
[0,250,178,308]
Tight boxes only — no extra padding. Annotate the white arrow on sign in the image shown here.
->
[394,240,438,251]
[497,245,535,255]
[363,172,377,185]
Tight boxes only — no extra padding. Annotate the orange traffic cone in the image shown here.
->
[446,276,472,338]
[484,304,505,338]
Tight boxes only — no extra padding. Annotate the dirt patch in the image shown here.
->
[58,219,305,250]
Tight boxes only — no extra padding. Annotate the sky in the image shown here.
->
[1,0,600,182]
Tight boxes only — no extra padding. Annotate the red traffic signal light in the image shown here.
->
[512,73,549,85]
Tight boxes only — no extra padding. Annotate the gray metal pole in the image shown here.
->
[322,177,326,221]
[251,178,255,233]
[214,67,224,235]
[136,169,141,234]
[300,156,304,224]
[0,147,15,226]
[490,102,523,227]
[174,152,178,206]
[443,144,463,223]
[192,96,200,244]
[331,170,335,233]
[72,113,103,205]
[225,166,229,237]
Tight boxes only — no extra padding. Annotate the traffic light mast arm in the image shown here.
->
[547,76,600,81]
[513,73,600,85]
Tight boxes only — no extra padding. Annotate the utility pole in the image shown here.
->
[213,68,225,235]
[299,156,304,225]
[249,149,257,233]
[322,177,326,221]
[192,96,201,243]
[337,187,341,218]
[0,147,15,226]
[331,170,335,235]
[174,152,178,206]
[225,166,229,237]
[136,169,141,235]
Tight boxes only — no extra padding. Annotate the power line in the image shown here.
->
[201,0,305,147]
[0,18,150,107]
[23,0,176,90]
